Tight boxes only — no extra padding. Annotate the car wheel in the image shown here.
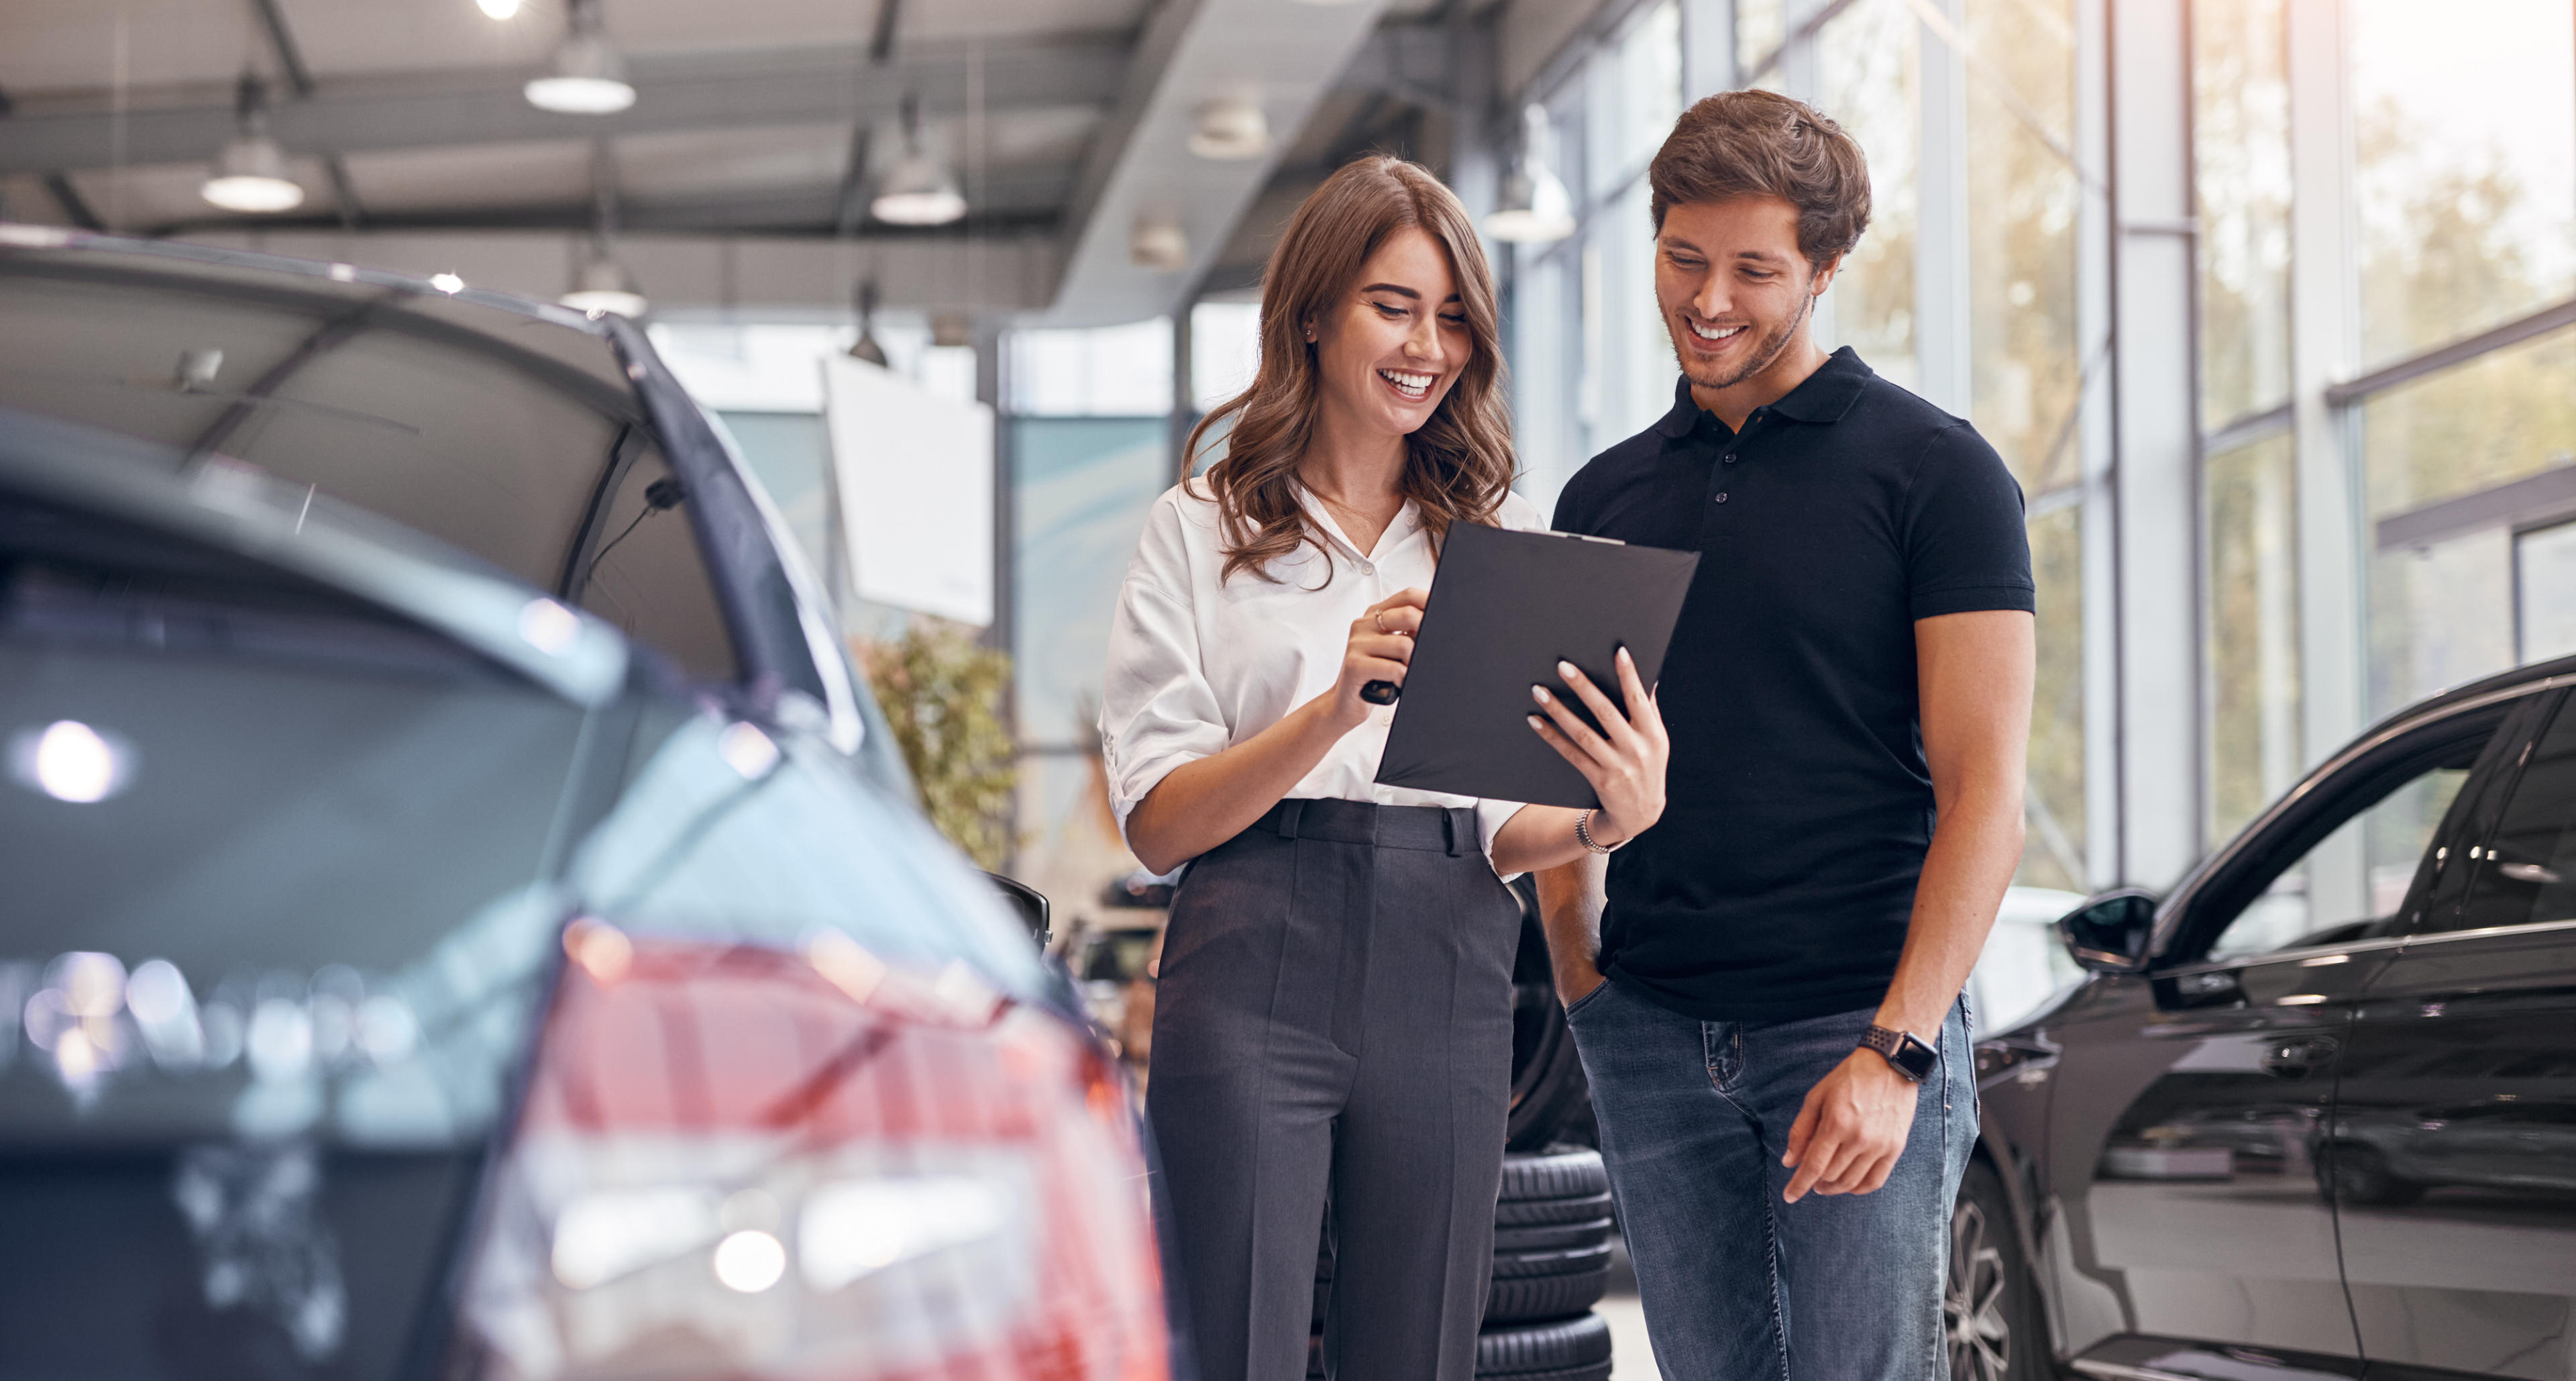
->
[2321,1143,2426,1207]
[1949,1161,2043,1381]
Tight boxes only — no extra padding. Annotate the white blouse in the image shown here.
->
[1099,479,1542,870]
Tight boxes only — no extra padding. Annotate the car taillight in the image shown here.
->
[459,921,1169,1381]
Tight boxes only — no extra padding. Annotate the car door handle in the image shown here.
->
[2263,1035,2341,1078]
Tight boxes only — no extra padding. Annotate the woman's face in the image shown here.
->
[1308,225,1471,440]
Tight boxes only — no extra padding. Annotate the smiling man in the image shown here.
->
[1536,91,2036,1380]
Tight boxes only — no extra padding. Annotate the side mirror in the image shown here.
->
[983,872,1051,950]
[2057,888,2157,974]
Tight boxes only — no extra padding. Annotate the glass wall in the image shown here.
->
[2204,431,2300,841]
[2349,0,2574,366]
[1002,322,1175,929]
[2363,325,2576,713]
[2191,0,2292,432]
[1814,0,1919,394]
[1507,0,1685,519]
[1505,0,2088,888]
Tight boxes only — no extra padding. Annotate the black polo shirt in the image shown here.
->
[1551,349,2033,1022]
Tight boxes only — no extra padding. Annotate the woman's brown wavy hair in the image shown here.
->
[1187,156,1516,584]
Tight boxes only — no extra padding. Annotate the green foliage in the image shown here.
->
[862,623,1017,870]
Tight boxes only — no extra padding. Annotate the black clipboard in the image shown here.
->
[1374,521,1699,809]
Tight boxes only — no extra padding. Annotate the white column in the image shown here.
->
[2076,0,2122,891]
[2287,0,2368,919]
[2106,0,2203,888]
[1913,0,1973,415]
[1681,0,1740,99]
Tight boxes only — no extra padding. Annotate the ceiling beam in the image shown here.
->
[139,164,1077,239]
[0,36,1126,176]
[244,0,365,230]
[43,172,105,231]
[1049,0,1394,324]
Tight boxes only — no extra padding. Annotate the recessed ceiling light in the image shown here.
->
[476,0,521,17]
[1188,97,1269,160]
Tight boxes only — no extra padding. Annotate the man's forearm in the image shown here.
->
[1534,856,1607,997]
[1873,791,2024,1038]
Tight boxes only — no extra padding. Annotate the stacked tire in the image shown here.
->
[1305,1145,1619,1380]
[1478,1145,1615,1381]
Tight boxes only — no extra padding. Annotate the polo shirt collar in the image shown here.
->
[1651,346,1874,438]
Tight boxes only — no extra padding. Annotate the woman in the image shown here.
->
[1099,157,1670,1381]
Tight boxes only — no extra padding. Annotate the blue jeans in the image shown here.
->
[1564,979,1976,1381]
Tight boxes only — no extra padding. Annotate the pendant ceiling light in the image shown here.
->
[847,280,888,365]
[561,141,646,318]
[201,73,305,214]
[1187,96,1270,161]
[1485,105,1575,244]
[526,0,635,114]
[561,250,647,318]
[871,95,965,226]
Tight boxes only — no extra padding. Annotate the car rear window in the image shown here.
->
[0,246,739,682]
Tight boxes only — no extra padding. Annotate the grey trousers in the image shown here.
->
[1147,798,1521,1381]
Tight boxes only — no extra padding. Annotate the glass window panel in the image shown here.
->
[2192,0,2292,429]
[1511,246,1580,516]
[2350,0,2576,365]
[1600,179,1678,446]
[2022,503,2086,890]
[2204,431,2302,843]
[1008,320,1173,417]
[1189,299,1262,413]
[1010,417,1169,749]
[1964,0,2081,492]
[2520,519,2576,663]
[1816,0,1920,394]
[2361,323,2576,521]
[2371,525,2516,717]
[1738,0,1788,91]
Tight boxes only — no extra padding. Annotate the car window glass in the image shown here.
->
[568,442,738,681]
[2207,761,2473,963]
[2449,697,2576,933]
[0,256,739,683]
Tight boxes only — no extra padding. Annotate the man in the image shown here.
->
[1538,90,2035,1380]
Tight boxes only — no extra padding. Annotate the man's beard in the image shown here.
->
[1671,285,1814,393]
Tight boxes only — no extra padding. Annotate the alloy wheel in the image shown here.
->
[1946,1197,2011,1381]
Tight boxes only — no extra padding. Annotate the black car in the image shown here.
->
[0,229,1172,1381]
[1956,654,2576,1380]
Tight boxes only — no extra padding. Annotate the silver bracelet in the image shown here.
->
[1576,808,1625,855]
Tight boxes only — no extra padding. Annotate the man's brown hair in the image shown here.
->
[1649,89,1870,268]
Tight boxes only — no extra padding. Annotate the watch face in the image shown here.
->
[1890,1034,1938,1082]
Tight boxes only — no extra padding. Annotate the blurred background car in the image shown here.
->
[0,232,1167,1381]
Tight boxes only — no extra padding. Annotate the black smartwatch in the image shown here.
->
[1860,1025,1938,1083]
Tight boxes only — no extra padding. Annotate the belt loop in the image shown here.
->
[1275,799,1305,839]
[1443,808,1464,857]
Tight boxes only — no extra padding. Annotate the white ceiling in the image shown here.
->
[0,0,1509,321]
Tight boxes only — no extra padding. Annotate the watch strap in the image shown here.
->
[1859,1024,1936,1082]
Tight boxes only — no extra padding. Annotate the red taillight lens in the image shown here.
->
[460,926,1169,1381]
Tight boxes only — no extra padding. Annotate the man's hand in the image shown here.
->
[1780,1048,1921,1202]
[1554,948,1606,1010]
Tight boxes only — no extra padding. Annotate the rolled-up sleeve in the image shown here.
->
[1100,503,1230,846]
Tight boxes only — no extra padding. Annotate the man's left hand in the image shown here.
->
[1780,1047,1920,1202]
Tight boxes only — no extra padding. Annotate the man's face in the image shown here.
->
[1653,195,1836,393]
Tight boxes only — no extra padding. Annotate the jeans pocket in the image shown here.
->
[1562,976,1613,1021]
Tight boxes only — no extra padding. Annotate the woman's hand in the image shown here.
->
[1324,588,1427,729]
[1526,648,1669,845]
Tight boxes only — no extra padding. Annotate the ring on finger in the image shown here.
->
[1373,611,1387,634]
